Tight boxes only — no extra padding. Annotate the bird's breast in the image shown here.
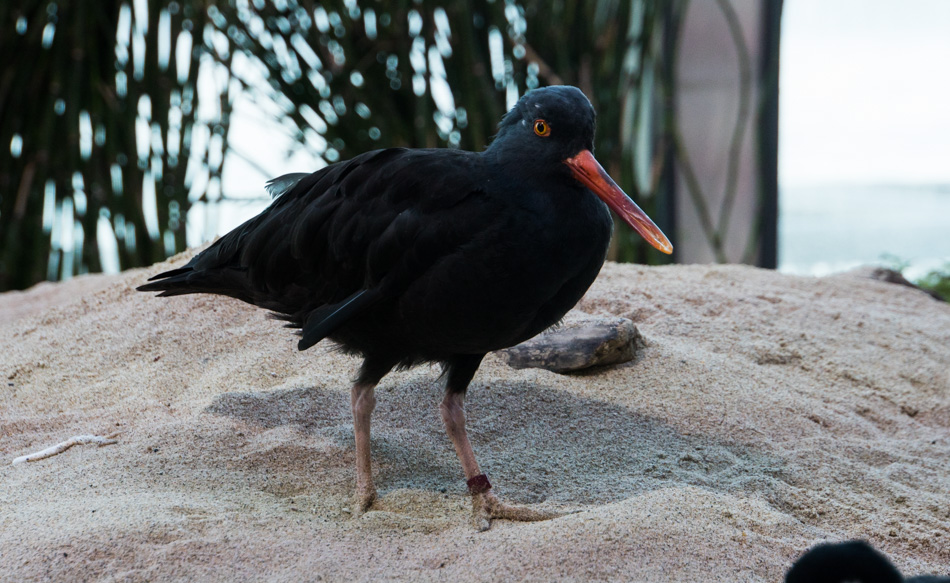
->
[395,184,613,353]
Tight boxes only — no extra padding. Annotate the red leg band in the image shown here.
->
[467,474,492,494]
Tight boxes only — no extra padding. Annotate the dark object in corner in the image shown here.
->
[785,540,950,583]
[499,315,643,373]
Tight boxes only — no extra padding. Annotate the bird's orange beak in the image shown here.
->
[565,149,673,255]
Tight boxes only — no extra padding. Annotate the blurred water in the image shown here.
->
[779,184,950,278]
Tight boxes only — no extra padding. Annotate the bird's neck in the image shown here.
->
[481,148,572,189]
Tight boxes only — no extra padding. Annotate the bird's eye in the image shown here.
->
[533,119,551,137]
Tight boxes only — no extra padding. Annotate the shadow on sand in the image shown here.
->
[205,376,784,506]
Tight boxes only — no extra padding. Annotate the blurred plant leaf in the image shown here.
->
[209,0,683,264]
[0,0,223,290]
[1,0,700,291]
[916,265,950,302]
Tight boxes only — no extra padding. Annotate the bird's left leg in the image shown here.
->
[441,355,559,531]
[351,380,377,513]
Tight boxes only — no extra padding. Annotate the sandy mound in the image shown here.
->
[1,259,948,581]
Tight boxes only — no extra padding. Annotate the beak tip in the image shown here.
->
[566,150,674,256]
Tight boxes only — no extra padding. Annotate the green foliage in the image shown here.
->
[879,253,911,273]
[1,0,221,291]
[916,265,950,302]
[879,254,950,302]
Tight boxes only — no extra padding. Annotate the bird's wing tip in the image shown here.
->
[265,173,310,199]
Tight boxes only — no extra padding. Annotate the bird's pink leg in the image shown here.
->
[351,381,377,513]
[440,391,558,530]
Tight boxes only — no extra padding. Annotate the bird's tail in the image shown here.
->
[136,265,252,301]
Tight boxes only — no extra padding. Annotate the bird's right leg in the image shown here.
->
[441,355,558,531]
[349,358,393,515]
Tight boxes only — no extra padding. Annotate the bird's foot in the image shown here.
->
[471,491,561,531]
[352,485,376,517]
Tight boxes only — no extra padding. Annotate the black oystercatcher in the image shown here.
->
[785,540,950,583]
[138,85,673,530]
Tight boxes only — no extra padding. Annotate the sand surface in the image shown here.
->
[1,257,948,581]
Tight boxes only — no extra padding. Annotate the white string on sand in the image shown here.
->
[11,433,119,465]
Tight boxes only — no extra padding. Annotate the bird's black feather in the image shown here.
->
[139,86,615,382]
[264,173,310,199]
[298,289,378,351]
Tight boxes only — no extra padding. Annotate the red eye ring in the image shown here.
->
[533,119,551,137]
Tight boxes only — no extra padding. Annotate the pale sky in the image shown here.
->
[780,0,950,187]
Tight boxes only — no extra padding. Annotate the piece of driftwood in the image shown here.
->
[499,315,643,373]
[11,433,119,465]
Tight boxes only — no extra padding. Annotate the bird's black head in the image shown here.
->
[485,85,673,256]
[488,85,596,163]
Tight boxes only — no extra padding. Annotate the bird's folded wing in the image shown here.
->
[298,289,379,350]
[141,148,498,339]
